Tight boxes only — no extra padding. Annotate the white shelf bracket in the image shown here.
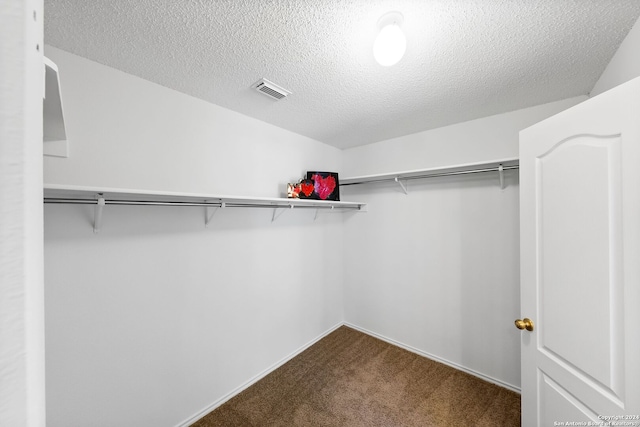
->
[395,177,408,194]
[205,202,225,227]
[314,205,335,222]
[498,164,505,190]
[93,194,105,233]
[272,204,294,222]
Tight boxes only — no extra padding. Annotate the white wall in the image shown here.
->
[0,1,46,426]
[43,46,344,427]
[341,96,586,390]
[43,46,339,197]
[591,16,640,97]
[342,97,586,177]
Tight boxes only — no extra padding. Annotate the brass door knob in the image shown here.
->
[515,318,534,332]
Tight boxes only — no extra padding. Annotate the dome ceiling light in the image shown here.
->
[373,11,406,67]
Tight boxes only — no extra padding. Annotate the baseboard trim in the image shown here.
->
[344,322,521,394]
[176,322,344,427]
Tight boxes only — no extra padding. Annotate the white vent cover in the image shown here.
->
[252,78,291,100]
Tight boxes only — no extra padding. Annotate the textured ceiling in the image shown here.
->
[44,0,640,149]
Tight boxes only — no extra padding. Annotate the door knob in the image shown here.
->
[515,318,534,332]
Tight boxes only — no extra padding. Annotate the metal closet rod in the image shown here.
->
[43,198,359,210]
[44,198,223,207]
[341,164,519,186]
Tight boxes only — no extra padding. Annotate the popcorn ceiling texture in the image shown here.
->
[44,0,640,149]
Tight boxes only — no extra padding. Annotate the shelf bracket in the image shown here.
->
[93,194,105,233]
[205,202,225,227]
[395,177,408,195]
[272,204,293,223]
[313,205,335,221]
[498,164,505,190]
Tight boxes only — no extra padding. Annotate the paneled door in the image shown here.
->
[519,77,640,426]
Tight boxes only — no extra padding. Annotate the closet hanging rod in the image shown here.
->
[340,164,519,186]
[44,198,224,207]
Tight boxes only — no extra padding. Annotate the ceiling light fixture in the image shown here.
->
[373,11,406,67]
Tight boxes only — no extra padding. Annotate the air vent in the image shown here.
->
[252,78,291,100]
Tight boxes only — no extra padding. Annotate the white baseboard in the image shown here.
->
[343,322,521,394]
[175,322,344,427]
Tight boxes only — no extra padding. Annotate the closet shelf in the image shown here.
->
[44,184,367,232]
[339,158,519,191]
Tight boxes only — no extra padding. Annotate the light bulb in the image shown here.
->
[373,12,406,67]
[373,23,407,66]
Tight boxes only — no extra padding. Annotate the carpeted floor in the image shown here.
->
[192,326,521,426]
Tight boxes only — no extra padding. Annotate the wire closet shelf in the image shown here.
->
[43,185,367,232]
[338,158,519,193]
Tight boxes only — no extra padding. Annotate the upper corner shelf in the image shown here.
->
[339,158,519,191]
[43,57,69,158]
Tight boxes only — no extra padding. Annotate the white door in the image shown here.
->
[519,76,640,426]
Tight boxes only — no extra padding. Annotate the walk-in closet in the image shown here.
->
[3,2,640,426]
